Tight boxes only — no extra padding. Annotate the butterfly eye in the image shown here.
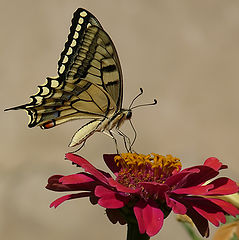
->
[126,111,132,119]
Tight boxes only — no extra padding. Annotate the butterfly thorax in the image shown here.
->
[104,109,132,131]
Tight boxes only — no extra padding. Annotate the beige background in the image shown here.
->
[1,0,239,239]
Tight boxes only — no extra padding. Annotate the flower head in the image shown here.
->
[46,153,239,237]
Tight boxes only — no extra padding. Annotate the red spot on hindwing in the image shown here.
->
[42,120,56,129]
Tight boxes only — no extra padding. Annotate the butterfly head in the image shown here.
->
[117,109,132,127]
[126,109,132,120]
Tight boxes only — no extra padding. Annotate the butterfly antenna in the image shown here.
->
[131,99,157,110]
[129,119,137,151]
[129,88,144,109]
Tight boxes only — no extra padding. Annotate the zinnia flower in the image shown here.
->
[46,153,239,238]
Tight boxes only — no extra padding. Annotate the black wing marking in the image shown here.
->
[57,8,102,79]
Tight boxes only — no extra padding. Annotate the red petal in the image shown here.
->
[166,195,187,214]
[176,166,218,189]
[186,207,210,237]
[134,200,164,237]
[103,154,121,175]
[106,209,127,225]
[46,173,98,192]
[169,196,212,237]
[47,175,64,184]
[204,157,227,170]
[207,198,239,216]
[65,153,108,184]
[140,182,169,198]
[172,185,212,195]
[95,186,129,208]
[193,206,226,226]
[165,172,193,187]
[143,203,164,236]
[172,196,234,226]
[134,200,146,234]
[205,177,239,195]
[50,192,91,208]
[108,178,139,193]
[60,173,94,184]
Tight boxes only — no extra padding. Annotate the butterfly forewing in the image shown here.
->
[58,15,123,110]
[58,8,123,110]
[57,8,102,79]
[6,8,123,132]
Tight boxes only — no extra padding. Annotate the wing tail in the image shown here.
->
[4,104,29,111]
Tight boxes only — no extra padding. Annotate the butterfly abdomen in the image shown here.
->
[69,119,102,147]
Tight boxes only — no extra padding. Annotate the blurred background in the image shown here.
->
[1,0,239,239]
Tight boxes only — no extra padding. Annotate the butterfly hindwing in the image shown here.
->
[30,78,117,128]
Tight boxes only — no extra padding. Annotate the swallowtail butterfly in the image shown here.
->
[5,8,156,151]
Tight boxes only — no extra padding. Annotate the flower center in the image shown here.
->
[114,153,181,189]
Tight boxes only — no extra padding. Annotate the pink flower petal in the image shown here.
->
[108,178,139,193]
[172,196,233,226]
[46,175,73,192]
[143,204,164,236]
[204,157,227,171]
[60,173,95,184]
[165,172,193,187]
[95,186,129,208]
[207,198,239,216]
[186,207,210,237]
[65,153,108,184]
[103,154,121,175]
[172,185,212,195]
[140,182,169,198]
[48,175,64,184]
[134,200,164,237]
[206,177,239,195]
[46,173,99,192]
[106,209,127,225]
[193,206,226,226]
[165,195,187,214]
[134,200,146,234]
[176,166,218,189]
[50,192,91,208]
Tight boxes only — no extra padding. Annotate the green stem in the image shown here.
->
[180,222,203,240]
[126,223,150,240]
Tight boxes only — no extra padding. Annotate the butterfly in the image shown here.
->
[5,8,156,152]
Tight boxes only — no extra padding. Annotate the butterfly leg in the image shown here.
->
[105,130,119,154]
[116,127,131,152]
[128,119,137,152]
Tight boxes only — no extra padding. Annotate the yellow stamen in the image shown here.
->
[114,153,182,175]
